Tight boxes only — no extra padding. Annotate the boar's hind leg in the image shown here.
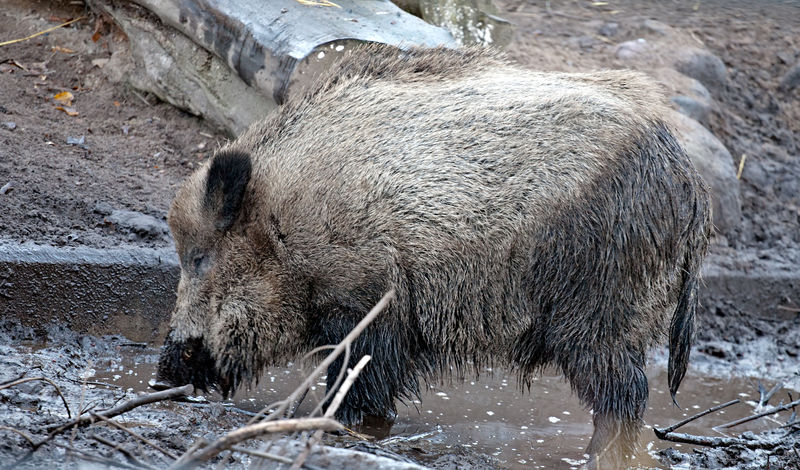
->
[560,345,648,464]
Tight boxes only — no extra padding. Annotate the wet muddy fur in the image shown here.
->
[157,45,712,462]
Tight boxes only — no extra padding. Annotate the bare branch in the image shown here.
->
[168,417,342,470]
[290,355,372,470]
[0,376,72,418]
[47,384,193,434]
[656,431,785,449]
[654,399,739,438]
[0,426,36,446]
[247,290,394,424]
[717,398,800,430]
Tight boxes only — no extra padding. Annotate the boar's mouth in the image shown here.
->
[154,334,235,398]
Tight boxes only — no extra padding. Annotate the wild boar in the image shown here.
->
[155,45,711,462]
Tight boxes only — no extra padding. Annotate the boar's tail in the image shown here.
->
[667,270,697,407]
[667,192,709,407]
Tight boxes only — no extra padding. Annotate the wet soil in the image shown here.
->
[3,320,798,470]
[2,0,800,468]
[0,0,227,249]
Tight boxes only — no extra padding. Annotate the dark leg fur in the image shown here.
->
[311,306,422,427]
[559,344,648,462]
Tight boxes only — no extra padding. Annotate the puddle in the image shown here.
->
[83,345,791,469]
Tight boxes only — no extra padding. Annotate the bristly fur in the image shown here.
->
[157,44,712,463]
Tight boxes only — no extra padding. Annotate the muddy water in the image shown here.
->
[90,349,787,470]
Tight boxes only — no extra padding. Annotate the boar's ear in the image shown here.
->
[204,150,252,232]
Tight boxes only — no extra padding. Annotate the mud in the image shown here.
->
[2,0,800,468]
[3,319,796,470]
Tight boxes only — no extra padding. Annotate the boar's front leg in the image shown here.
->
[312,305,422,427]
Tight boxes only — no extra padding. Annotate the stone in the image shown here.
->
[776,50,795,65]
[615,38,648,60]
[674,48,727,90]
[642,19,674,36]
[107,209,169,239]
[667,110,742,236]
[598,22,618,37]
[671,95,711,127]
[93,202,114,216]
[779,62,800,91]
[2,121,16,130]
[88,0,456,136]
[654,67,713,103]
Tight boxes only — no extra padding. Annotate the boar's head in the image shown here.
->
[154,150,305,396]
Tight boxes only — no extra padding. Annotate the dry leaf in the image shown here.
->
[55,106,79,116]
[53,91,73,106]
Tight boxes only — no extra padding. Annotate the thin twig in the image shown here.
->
[0,426,36,446]
[654,399,739,438]
[247,290,394,425]
[0,16,86,47]
[92,435,159,470]
[657,431,785,449]
[760,382,784,408]
[47,384,193,433]
[0,373,26,387]
[306,342,350,419]
[717,398,800,429]
[12,384,194,466]
[168,417,342,470]
[0,376,72,418]
[131,89,152,107]
[91,412,178,460]
[291,355,372,470]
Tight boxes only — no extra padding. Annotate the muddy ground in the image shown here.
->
[1,0,799,469]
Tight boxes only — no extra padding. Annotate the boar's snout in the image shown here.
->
[154,331,230,396]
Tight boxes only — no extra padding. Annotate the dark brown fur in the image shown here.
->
[156,45,711,463]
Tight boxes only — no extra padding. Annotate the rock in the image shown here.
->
[93,202,114,216]
[671,95,711,127]
[779,62,800,91]
[654,67,713,103]
[667,110,742,236]
[776,50,795,65]
[91,57,109,68]
[674,48,727,90]
[89,0,456,136]
[2,121,16,130]
[642,19,674,36]
[615,38,648,60]
[577,35,596,49]
[598,22,618,37]
[107,209,169,239]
